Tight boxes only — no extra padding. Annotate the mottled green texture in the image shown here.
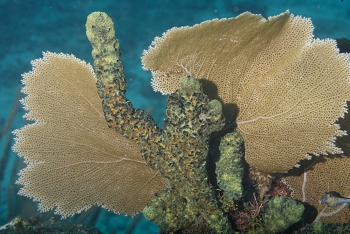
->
[143,76,230,232]
[207,99,223,122]
[216,131,244,200]
[0,216,102,234]
[86,12,233,233]
[302,221,324,234]
[301,221,350,234]
[260,196,304,234]
[86,12,161,167]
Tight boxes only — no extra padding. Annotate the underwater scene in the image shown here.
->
[1,0,350,233]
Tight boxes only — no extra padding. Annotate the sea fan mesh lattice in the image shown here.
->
[142,11,350,173]
[13,52,168,217]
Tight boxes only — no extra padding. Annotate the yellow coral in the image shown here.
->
[283,155,350,223]
[13,52,168,217]
[142,11,350,173]
[283,107,350,223]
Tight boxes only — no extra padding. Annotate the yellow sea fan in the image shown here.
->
[142,11,350,173]
[13,52,168,217]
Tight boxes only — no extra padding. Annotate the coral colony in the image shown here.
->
[13,11,350,233]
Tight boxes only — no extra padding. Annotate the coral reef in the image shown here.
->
[283,155,350,224]
[248,166,273,198]
[0,216,102,234]
[13,51,168,217]
[231,194,304,233]
[283,102,350,224]
[216,131,245,201]
[231,193,270,232]
[141,76,228,232]
[301,221,350,234]
[142,10,350,174]
[259,196,304,233]
[267,179,292,198]
[11,9,350,233]
[86,12,232,233]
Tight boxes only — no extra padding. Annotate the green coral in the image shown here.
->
[0,216,101,234]
[86,12,162,168]
[301,221,350,234]
[86,12,234,233]
[216,131,244,201]
[259,196,304,234]
[142,76,229,232]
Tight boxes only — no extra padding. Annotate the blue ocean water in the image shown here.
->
[0,0,349,233]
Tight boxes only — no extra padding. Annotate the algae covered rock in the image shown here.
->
[301,221,350,234]
[260,196,304,233]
